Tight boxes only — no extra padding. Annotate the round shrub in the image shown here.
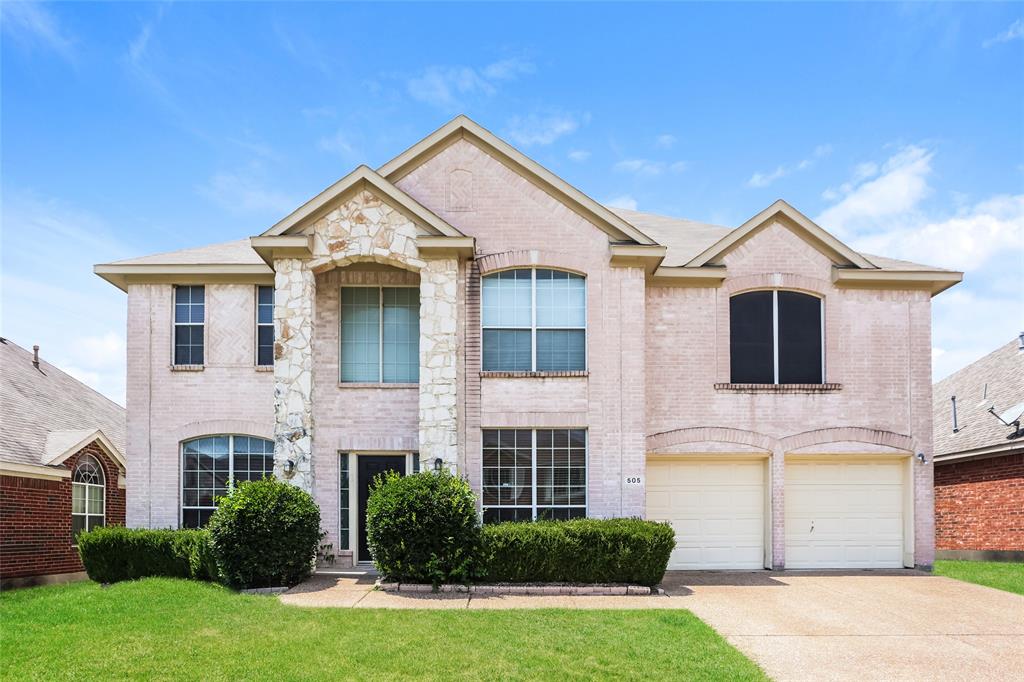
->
[207,477,321,589]
[366,471,482,585]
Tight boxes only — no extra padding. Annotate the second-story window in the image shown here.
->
[730,290,823,384]
[256,286,274,366]
[340,286,419,383]
[174,285,204,365]
[482,269,586,372]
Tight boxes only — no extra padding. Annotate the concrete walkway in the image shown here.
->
[280,569,1024,681]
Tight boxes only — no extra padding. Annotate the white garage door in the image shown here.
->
[785,458,906,569]
[646,458,766,570]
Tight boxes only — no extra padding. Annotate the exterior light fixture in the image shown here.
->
[284,459,296,476]
[916,452,927,464]
[433,457,443,473]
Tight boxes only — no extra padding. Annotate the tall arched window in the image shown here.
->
[72,455,105,542]
[730,290,823,384]
[482,268,586,372]
[181,435,274,528]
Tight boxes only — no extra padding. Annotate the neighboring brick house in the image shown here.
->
[95,116,961,570]
[0,339,126,588]
[933,336,1024,562]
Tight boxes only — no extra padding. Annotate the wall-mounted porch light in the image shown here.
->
[284,459,296,476]
[433,457,443,473]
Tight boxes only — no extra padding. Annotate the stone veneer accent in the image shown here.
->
[418,258,459,471]
[273,188,459,491]
[273,258,316,492]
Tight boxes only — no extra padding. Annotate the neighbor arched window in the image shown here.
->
[482,269,586,371]
[72,455,105,543]
[181,435,274,528]
[730,290,823,384]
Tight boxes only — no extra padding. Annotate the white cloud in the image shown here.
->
[814,145,1024,380]
[1,193,133,404]
[568,149,591,162]
[853,193,1024,271]
[747,144,832,188]
[480,56,535,81]
[655,134,677,150]
[198,164,297,216]
[815,145,933,236]
[318,129,355,157]
[0,1,76,63]
[613,158,688,177]
[406,57,535,109]
[504,112,582,146]
[604,195,638,211]
[983,18,1024,47]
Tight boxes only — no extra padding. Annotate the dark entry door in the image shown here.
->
[358,455,406,562]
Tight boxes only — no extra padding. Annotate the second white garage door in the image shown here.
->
[646,458,766,570]
[785,458,906,569]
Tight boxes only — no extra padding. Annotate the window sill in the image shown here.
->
[480,370,589,379]
[337,382,418,389]
[170,364,204,372]
[254,365,274,372]
[714,383,842,394]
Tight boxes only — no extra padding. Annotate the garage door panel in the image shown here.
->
[647,459,766,570]
[785,458,906,569]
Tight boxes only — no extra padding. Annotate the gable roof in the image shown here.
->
[686,199,877,269]
[0,338,126,472]
[262,165,464,238]
[934,337,1024,460]
[377,115,658,246]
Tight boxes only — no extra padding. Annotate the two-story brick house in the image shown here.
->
[96,116,961,570]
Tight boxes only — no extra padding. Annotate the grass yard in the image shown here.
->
[0,578,765,681]
[934,560,1024,596]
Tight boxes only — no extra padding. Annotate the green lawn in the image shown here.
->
[0,578,766,681]
[934,560,1024,596]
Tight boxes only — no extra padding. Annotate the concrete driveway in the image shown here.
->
[663,570,1024,681]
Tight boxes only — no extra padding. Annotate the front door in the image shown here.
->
[357,455,406,562]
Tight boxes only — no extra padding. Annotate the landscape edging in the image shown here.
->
[376,581,657,595]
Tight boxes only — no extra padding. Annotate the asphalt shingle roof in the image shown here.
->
[933,337,1024,457]
[0,338,126,468]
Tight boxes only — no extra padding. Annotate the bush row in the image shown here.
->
[77,478,321,589]
[76,527,217,584]
[367,472,675,587]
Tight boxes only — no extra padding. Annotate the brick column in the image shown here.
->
[273,258,315,492]
[419,257,459,472]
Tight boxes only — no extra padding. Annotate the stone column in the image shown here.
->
[419,258,459,472]
[272,258,315,492]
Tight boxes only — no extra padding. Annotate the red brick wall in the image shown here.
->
[1,442,126,580]
[935,452,1024,551]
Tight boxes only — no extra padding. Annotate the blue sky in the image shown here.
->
[2,2,1022,403]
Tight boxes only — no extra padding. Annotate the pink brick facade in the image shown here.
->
[116,124,945,570]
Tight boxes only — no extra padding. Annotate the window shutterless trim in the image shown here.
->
[480,268,587,372]
[71,456,105,546]
[255,285,274,367]
[179,434,274,527]
[172,285,205,366]
[338,285,419,384]
[730,289,824,385]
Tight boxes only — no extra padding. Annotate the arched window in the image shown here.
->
[482,269,586,372]
[72,455,105,543]
[730,290,823,384]
[181,435,274,528]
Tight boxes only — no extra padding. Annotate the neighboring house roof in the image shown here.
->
[94,115,961,295]
[0,338,126,476]
[934,337,1024,461]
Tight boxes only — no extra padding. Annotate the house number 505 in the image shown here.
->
[625,476,643,485]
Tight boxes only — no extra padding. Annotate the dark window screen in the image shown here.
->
[778,291,822,384]
[730,291,774,383]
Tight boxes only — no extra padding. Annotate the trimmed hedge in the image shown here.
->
[481,518,675,587]
[207,477,321,589]
[77,526,216,584]
[366,471,482,585]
